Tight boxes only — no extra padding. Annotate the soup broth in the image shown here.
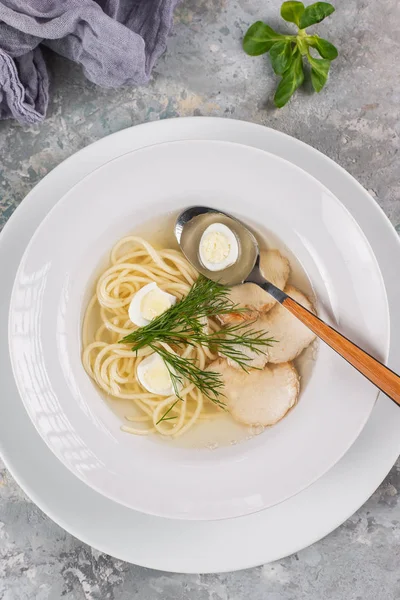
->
[82,210,318,449]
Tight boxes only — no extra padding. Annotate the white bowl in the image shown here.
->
[8,140,389,521]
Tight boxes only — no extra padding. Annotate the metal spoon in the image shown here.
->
[175,206,400,407]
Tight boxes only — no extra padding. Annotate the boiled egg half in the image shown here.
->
[128,282,176,327]
[199,223,239,271]
[137,353,176,396]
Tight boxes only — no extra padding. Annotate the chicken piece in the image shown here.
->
[210,359,299,426]
[259,285,316,364]
[218,249,290,325]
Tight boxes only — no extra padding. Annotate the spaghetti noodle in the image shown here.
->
[82,236,220,437]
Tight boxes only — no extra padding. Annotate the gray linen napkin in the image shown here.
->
[0,0,179,125]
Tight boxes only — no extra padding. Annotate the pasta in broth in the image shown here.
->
[82,236,221,437]
[82,220,318,444]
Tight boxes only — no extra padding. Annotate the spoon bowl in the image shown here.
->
[175,206,259,286]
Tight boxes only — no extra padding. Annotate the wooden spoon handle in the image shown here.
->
[282,295,400,406]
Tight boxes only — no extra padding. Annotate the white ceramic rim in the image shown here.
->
[1,117,399,573]
[8,138,389,520]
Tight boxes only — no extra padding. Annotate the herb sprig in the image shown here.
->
[121,276,274,372]
[119,276,275,424]
[120,276,245,350]
[243,1,338,107]
[156,399,180,425]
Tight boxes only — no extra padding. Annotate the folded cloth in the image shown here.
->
[0,0,179,124]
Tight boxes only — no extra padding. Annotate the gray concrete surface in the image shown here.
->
[1,0,400,598]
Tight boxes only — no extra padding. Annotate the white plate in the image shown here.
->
[1,118,400,571]
[9,139,388,520]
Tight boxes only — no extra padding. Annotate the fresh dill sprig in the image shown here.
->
[119,276,276,419]
[120,276,244,350]
[156,399,179,425]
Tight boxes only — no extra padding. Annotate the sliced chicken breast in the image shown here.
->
[218,249,290,325]
[259,285,316,363]
[209,359,299,426]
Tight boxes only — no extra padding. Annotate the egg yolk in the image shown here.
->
[141,289,172,321]
[142,360,172,393]
[201,231,231,264]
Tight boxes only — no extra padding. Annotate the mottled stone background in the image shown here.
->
[1,0,400,598]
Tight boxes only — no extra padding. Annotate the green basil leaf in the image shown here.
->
[269,41,293,75]
[274,50,305,107]
[308,55,331,91]
[281,1,305,26]
[243,22,286,56]
[299,2,335,29]
[308,36,338,59]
